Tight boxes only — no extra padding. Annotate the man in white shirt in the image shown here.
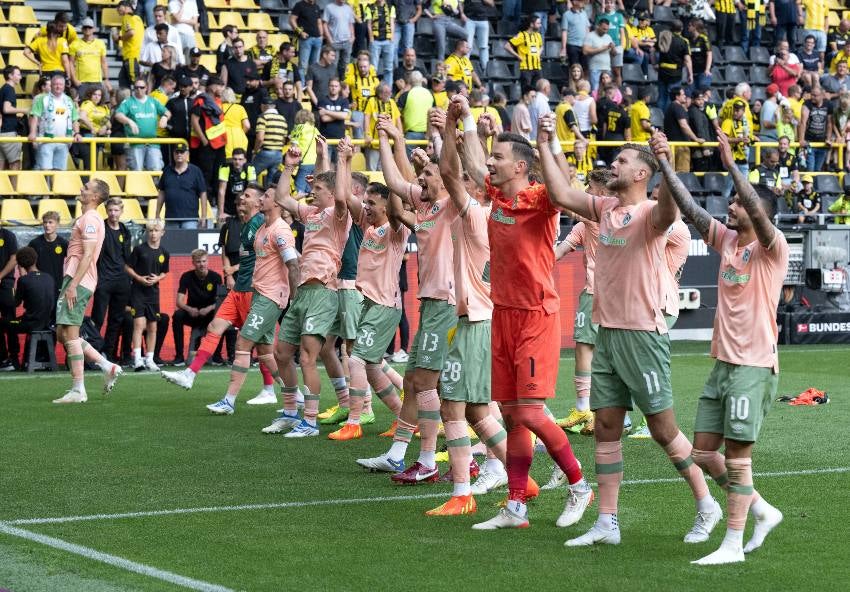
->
[143,5,185,65]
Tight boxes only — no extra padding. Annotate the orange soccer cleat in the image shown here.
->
[328,423,363,440]
[425,494,477,516]
[378,420,398,437]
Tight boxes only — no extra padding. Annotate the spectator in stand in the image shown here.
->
[796,35,822,90]
[168,0,199,59]
[27,211,67,311]
[800,0,829,63]
[829,91,850,170]
[78,87,111,170]
[567,62,587,93]
[595,0,626,85]
[252,96,288,183]
[165,76,195,145]
[720,100,755,199]
[446,39,482,92]
[221,88,250,160]
[127,220,169,373]
[70,19,113,101]
[769,39,802,96]
[317,78,350,158]
[239,74,266,155]
[138,0,157,26]
[364,84,402,169]
[561,0,590,71]
[506,14,544,88]
[590,71,619,101]
[470,88,502,129]
[291,0,325,80]
[656,20,691,113]
[394,48,428,94]
[795,174,821,223]
[306,45,338,106]
[0,226,17,369]
[663,85,705,172]
[686,18,710,90]
[266,43,303,100]
[688,88,715,171]
[394,0,422,62]
[177,48,211,88]
[630,85,653,143]
[573,78,596,142]
[289,110,320,192]
[115,78,168,171]
[776,134,800,191]
[351,0,371,55]
[143,6,184,67]
[215,25,239,74]
[529,78,552,141]
[367,0,396,86]
[624,11,656,79]
[345,51,380,140]
[40,12,77,45]
[249,30,274,73]
[799,86,832,172]
[820,60,850,100]
[760,83,781,143]
[713,0,737,46]
[149,45,178,90]
[463,1,494,73]
[430,71,448,109]
[28,74,82,171]
[220,38,259,100]
[157,142,208,228]
[0,247,54,371]
[190,76,228,193]
[276,81,301,131]
[828,192,850,223]
[597,84,630,164]
[24,21,72,79]
[91,198,132,364]
[0,66,26,171]
[115,0,145,89]
[397,71,433,146]
[426,0,468,63]
[740,0,766,53]
[770,0,801,44]
[583,18,616,93]
[323,0,356,80]
[171,250,222,366]
[217,148,256,222]
[828,19,850,66]
[554,88,584,154]
[748,147,784,202]
[511,84,535,140]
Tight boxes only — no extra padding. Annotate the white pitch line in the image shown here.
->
[9,466,848,527]
[0,522,236,592]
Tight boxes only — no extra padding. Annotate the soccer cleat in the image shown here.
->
[52,389,87,404]
[390,461,439,485]
[161,369,195,390]
[206,399,235,415]
[627,417,651,439]
[170,357,186,367]
[435,450,449,464]
[261,412,301,434]
[246,390,278,406]
[390,349,409,363]
[579,415,595,435]
[318,406,349,425]
[525,476,540,500]
[378,420,398,437]
[283,420,320,438]
[684,499,723,543]
[439,460,480,482]
[557,408,594,431]
[356,453,405,473]
[471,507,529,530]
[133,361,145,372]
[102,363,123,394]
[328,422,363,440]
[317,404,339,419]
[470,468,509,495]
[359,410,376,425]
[565,520,622,546]
[426,494,477,516]
[744,505,783,553]
[623,414,633,432]
[556,485,595,527]
[691,544,745,565]
[145,358,160,372]
[541,465,567,490]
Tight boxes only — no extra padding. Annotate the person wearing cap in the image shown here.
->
[165,76,196,145]
[795,174,821,223]
[157,142,208,228]
[720,100,755,200]
[115,78,169,171]
[114,0,145,89]
[70,18,113,102]
[168,0,200,58]
[143,5,185,66]
[176,47,210,88]
[252,96,288,183]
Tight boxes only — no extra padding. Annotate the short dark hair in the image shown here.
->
[232,37,244,47]
[154,23,169,32]
[618,143,659,176]
[669,85,683,99]
[367,182,390,200]
[16,247,37,269]
[805,34,816,42]
[495,132,535,171]
[3,65,19,79]
[232,148,247,157]
[597,17,610,26]
[222,25,236,35]
[160,75,176,87]
[587,168,613,187]
[671,19,684,33]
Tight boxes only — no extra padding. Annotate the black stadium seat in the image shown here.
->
[706,195,729,218]
[545,40,561,59]
[724,64,748,82]
[416,17,434,36]
[843,173,850,192]
[710,66,725,85]
[486,60,513,81]
[722,45,748,64]
[749,46,771,65]
[822,194,839,219]
[702,172,727,197]
[815,174,842,195]
[750,86,766,103]
[653,6,675,22]
[750,66,770,84]
[712,46,723,66]
[623,63,644,82]
[542,61,565,81]
[492,39,514,59]
[677,172,704,196]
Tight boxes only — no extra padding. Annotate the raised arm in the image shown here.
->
[716,130,776,247]
[457,99,489,189]
[336,136,363,220]
[377,119,416,198]
[537,113,595,218]
[441,97,470,214]
[274,146,303,216]
[378,113,415,182]
[314,133,331,174]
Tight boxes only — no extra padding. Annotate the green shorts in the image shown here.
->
[278,284,339,345]
[590,326,673,415]
[55,276,93,327]
[329,288,363,340]
[239,291,282,345]
[440,317,491,404]
[694,360,778,442]
[573,290,599,345]
[351,297,402,363]
[665,313,678,330]
[406,298,457,373]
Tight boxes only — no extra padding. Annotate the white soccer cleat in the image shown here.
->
[206,399,235,415]
[261,412,302,434]
[161,369,195,390]
[691,544,745,565]
[246,390,278,405]
[469,468,509,495]
[540,465,567,491]
[471,507,529,530]
[556,484,595,527]
[52,389,87,404]
[565,519,621,546]
[684,498,724,543]
[283,419,320,438]
[145,358,160,372]
[356,453,406,473]
[390,349,409,363]
[744,505,783,553]
[103,363,123,394]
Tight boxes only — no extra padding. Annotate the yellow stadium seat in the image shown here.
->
[23,73,40,94]
[23,27,39,45]
[36,198,73,224]
[1,199,37,225]
[16,98,31,113]
[240,32,256,48]
[146,198,160,220]
[208,31,224,50]
[0,27,23,48]
[119,198,146,224]
[194,32,209,51]
[829,11,840,27]
[101,8,123,29]
[199,54,218,73]
[207,13,218,31]
[15,170,51,196]
[8,50,37,72]
[74,201,107,219]
[205,0,230,8]
[50,171,85,196]
[231,0,260,9]
[351,152,366,172]
[92,172,125,197]
[88,0,119,5]
[124,172,160,198]
[246,13,274,32]
[0,172,15,196]
[8,5,38,26]
[269,33,291,48]
[217,12,246,30]
[0,9,5,25]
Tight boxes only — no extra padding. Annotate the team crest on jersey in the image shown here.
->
[158,254,165,263]
[622,213,632,226]
[742,248,751,263]
[376,226,386,237]
[118,234,124,242]
[206,283,213,291]
[85,224,96,233]
[430,203,441,215]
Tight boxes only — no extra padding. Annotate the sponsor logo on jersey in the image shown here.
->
[414,220,436,231]
[490,208,516,225]
[363,238,386,252]
[599,233,626,247]
[305,222,322,232]
[720,267,751,284]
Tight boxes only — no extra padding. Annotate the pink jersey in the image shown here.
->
[450,197,492,321]
[295,203,351,288]
[661,220,690,317]
[706,219,789,371]
[252,217,298,308]
[64,208,104,292]
[564,220,600,295]
[356,209,412,309]
[408,183,457,304]
[587,194,669,333]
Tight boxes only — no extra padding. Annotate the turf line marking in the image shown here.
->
[9,466,848,526]
[0,522,235,592]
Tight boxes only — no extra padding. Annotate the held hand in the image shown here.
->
[429,108,448,131]
[316,133,328,157]
[715,129,736,169]
[477,113,497,137]
[537,113,555,145]
[649,130,672,162]
[337,136,354,160]
[284,145,302,167]
[450,93,471,118]
[411,148,429,170]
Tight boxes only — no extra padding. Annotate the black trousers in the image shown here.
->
[171,309,215,359]
[716,12,737,46]
[191,144,226,197]
[91,278,131,361]
[0,287,18,361]
[0,318,43,365]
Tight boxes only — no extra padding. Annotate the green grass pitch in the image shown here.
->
[0,342,847,592]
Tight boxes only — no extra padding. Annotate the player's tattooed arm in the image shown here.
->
[718,131,776,248]
[650,132,711,240]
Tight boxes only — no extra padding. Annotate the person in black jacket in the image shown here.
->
[0,226,18,368]
[165,76,196,144]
